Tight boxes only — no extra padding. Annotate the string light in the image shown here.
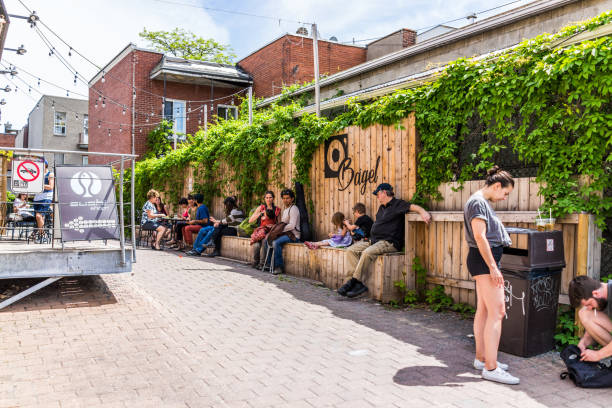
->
[94,99,98,108]
[139,128,142,133]
[37,78,40,87]
[107,128,111,137]
[102,97,106,108]
[122,106,126,115]
[73,72,77,85]
[119,125,122,133]
[66,90,69,96]
[75,112,79,119]
[97,120,101,128]
[101,73,105,83]
[68,47,72,57]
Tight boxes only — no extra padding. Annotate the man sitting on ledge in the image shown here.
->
[569,276,612,362]
[339,183,431,298]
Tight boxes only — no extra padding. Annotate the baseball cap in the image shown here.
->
[373,183,393,195]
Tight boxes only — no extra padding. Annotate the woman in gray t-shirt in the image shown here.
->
[463,166,519,385]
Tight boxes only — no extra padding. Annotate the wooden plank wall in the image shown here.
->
[309,115,416,240]
[408,178,578,306]
[180,115,417,238]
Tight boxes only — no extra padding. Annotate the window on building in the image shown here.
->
[54,112,66,136]
[216,105,238,121]
[82,114,89,144]
[54,153,64,165]
[163,99,186,140]
[82,156,88,165]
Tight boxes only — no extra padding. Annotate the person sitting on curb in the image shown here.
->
[343,202,373,242]
[339,183,431,298]
[569,275,612,362]
[262,189,300,275]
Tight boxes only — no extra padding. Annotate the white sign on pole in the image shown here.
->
[11,158,44,194]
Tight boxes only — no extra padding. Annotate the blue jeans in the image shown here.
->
[193,226,215,253]
[264,234,298,269]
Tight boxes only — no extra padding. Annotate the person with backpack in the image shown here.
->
[569,276,612,362]
[247,191,281,269]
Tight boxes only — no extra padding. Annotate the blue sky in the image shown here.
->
[1,0,534,129]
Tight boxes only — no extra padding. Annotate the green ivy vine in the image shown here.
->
[133,11,612,228]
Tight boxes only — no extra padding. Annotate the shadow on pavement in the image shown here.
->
[0,275,118,312]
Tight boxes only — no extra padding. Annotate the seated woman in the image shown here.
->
[141,189,170,250]
[249,191,281,268]
[166,196,191,250]
[204,196,246,258]
[11,193,35,222]
[305,212,352,249]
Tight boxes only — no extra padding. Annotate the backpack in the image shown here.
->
[560,345,612,388]
[294,182,312,242]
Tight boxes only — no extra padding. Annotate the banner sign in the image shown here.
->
[324,134,381,195]
[55,165,120,242]
[11,157,44,194]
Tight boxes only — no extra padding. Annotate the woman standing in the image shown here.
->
[464,166,518,385]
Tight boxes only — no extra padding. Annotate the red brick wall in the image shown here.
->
[0,133,16,147]
[238,35,366,99]
[89,49,243,164]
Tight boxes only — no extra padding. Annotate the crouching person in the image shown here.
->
[339,183,431,298]
[569,276,612,362]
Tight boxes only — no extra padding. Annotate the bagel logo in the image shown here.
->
[70,170,102,198]
[324,134,348,178]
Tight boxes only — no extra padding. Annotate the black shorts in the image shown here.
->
[467,246,503,277]
[142,221,160,231]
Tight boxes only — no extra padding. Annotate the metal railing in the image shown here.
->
[0,146,138,264]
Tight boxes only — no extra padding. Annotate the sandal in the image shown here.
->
[304,242,318,250]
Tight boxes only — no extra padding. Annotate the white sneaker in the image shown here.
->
[473,358,508,371]
[481,367,520,385]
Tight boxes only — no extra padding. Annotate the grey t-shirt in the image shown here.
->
[464,190,511,248]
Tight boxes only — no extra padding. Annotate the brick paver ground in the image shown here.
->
[0,249,609,407]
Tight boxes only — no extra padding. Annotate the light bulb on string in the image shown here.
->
[51,100,55,110]
[28,87,31,93]
[133,89,136,99]
[66,90,69,97]
[37,78,40,87]
[119,125,122,133]
[102,97,106,108]
[68,47,72,57]
[75,113,79,120]
[48,48,54,57]
[122,106,126,115]
[97,120,101,128]
[139,128,142,133]
[14,86,17,93]
[145,114,149,123]
[101,73,105,83]
[74,73,78,85]
[107,128,111,137]
[94,100,98,109]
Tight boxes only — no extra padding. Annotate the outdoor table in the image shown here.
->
[161,217,184,242]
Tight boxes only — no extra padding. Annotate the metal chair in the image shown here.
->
[261,241,275,273]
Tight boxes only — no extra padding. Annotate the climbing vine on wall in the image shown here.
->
[133,11,612,227]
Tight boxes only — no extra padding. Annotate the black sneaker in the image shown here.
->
[347,281,368,298]
[338,278,357,297]
[185,250,201,256]
[204,251,220,258]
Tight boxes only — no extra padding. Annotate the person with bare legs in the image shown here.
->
[464,166,519,384]
[569,276,612,362]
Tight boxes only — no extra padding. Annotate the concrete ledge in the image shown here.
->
[220,236,406,302]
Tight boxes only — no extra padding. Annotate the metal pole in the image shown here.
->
[130,157,136,263]
[204,105,208,134]
[132,52,136,157]
[119,157,126,266]
[312,23,320,117]
[248,86,253,125]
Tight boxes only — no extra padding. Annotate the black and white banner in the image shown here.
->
[55,165,120,242]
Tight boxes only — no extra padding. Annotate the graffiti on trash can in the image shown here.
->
[504,280,526,318]
[530,276,559,312]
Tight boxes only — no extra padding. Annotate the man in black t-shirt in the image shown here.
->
[344,202,373,241]
[339,183,431,298]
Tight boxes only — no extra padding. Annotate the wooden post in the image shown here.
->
[575,212,602,334]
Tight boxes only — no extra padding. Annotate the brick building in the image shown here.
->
[238,32,368,99]
[0,131,15,147]
[87,44,252,164]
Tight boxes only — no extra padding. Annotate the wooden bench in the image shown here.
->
[219,236,406,303]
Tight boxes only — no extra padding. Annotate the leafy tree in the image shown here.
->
[145,120,174,159]
[139,28,236,64]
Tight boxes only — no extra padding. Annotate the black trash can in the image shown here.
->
[498,227,566,357]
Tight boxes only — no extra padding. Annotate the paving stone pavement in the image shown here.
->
[0,249,610,407]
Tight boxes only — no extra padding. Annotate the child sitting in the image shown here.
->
[305,212,352,249]
[343,203,373,241]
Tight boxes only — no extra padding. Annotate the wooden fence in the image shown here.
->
[404,178,600,306]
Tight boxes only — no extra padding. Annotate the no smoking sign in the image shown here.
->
[11,158,44,194]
